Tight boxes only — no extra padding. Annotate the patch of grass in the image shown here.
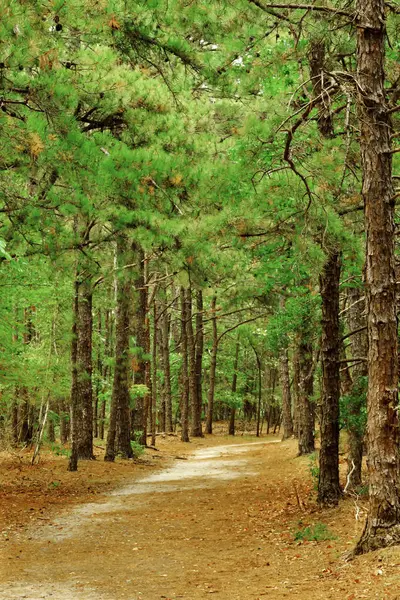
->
[48,480,61,489]
[130,440,145,458]
[308,452,319,490]
[355,484,369,497]
[50,443,70,457]
[294,522,336,542]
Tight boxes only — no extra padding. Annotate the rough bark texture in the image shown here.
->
[161,305,173,433]
[180,288,190,442]
[132,247,149,446]
[193,290,204,437]
[354,0,400,554]
[206,296,218,435]
[151,300,157,447]
[297,337,315,456]
[229,341,240,436]
[105,237,134,461]
[68,276,80,472]
[186,288,202,437]
[309,40,334,138]
[255,351,262,438]
[292,350,300,438]
[75,277,94,460]
[318,251,342,506]
[346,287,367,490]
[280,347,293,440]
[59,399,69,445]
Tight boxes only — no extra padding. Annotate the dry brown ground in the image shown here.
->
[1,432,400,600]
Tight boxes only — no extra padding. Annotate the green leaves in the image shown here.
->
[0,239,11,260]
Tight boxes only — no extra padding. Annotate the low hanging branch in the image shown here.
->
[249,0,352,18]
[217,312,270,345]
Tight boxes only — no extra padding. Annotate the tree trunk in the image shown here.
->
[132,247,149,445]
[346,286,367,490]
[59,399,69,445]
[161,303,173,433]
[318,251,342,506]
[75,276,94,460]
[68,276,80,472]
[280,346,293,440]
[93,310,102,439]
[193,290,204,436]
[180,288,190,442]
[255,352,262,438]
[151,300,157,447]
[229,341,240,436]
[297,336,315,455]
[206,296,217,434]
[292,350,300,438]
[105,236,134,462]
[354,0,400,554]
[187,287,202,437]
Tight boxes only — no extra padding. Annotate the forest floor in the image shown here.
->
[1,431,400,600]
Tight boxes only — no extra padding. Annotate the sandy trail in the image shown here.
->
[0,436,399,600]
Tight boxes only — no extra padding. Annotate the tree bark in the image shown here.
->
[346,286,367,490]
[193,289,204,437]
[354,0,400,554]
[206,296,218,434]
[297,336,315,455]
[161,302,173,433]
[68,276,80,472]
[151,300,157,447]
[280,346,293,440]
[255,350,262,438]
[229,341,240,436]
[105,236,134,461]
[318,251,342,506]
[187,287,202,437]
[132,247,149,446]
[180,288,190,442]
[75,275,94,460]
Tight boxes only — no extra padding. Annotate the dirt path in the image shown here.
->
[1,436,399,600]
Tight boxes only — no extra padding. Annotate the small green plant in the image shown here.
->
[51,443,70,457]
[308,452,319,490]
[48,480,61,489]
[294,522,336,542]
[130,440,145,458]
[356,484,369,497]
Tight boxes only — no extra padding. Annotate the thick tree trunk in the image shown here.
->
[161,305,173,433]
[75,277,94,460]
[68,277,80,472]
[280,347,293,440]
[255,352,262,438]
[47,412,56,443]
[297,336,315,455]
[292,350,300,438]
[105,236,134,461]
[59,399,69,445]
[318,251,342,506]
[354,0,400,554]
[151,300,157,447]
[206,296,218,434]
[132,248,149,446]
[187,287,202,437]
[346,287,367,490]
[309,40,334,138]
[229,341,240,436]
[93,310,102,439]
[180,288,190,442]
[193,290,204,436]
